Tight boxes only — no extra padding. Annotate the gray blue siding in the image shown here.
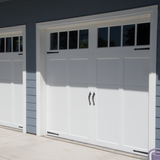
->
[26,73,36,134]
[0,0,159,139]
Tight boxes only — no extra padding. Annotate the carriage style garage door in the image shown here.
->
[0,33,23,129]
[45,15,151,153]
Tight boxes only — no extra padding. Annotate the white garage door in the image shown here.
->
[0,35,23,129]
[46,17,150,153]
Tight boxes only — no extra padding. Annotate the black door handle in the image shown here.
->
[88,92,91,105]
[92,92,95,105]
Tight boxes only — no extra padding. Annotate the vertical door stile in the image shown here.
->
[11,55,14,126]
[88,25,97,144]
[118,56,124,148]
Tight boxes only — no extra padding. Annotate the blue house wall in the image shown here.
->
[0,0,159,147]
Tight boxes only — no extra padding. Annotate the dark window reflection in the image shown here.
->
[69,31,77,49]
[79,29,88,48]
[20,36,23,52]
[0,38,4,52]
[6,37,12,52]
[123,24,135,46]
[98,27,108,47]
[110,26,121,47]
[13,37,19,52]
[137,23,150,45]
[50,33,58,50]
[59,32,67,49]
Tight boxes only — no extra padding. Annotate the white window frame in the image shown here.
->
[36,5,158,150]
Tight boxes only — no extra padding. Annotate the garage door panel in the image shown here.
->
[96,87,119,144]
[47,110,68,134]
[46,85,68,134]
[124,58,149,87]
[14,105,23,126]
[47,86,67,111]
[0,83,12,106]
[0,60,11,81]
[70,111,89,139]
[13,83,23,125]
[123,88,148,149]
[97,58,119,85]
[69,59,89,84]
[13,60,23,82]
[0,105,12,123]
[48,59,67,84]
[69,87,89,139]
[0,83,12,123]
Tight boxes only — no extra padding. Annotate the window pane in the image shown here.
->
[0,38,4,52]
[123,24,135,46]
[13,37,19,52]
[137,23,150,45]
[6,37,12,52]
[20,36,23,52]
[98,27,108,47]
[79,29,88,48]
[69,31,77,49]
[110,26,121,47]
[59,32,67,49]
[50,33,58,50]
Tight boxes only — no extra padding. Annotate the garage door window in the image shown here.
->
[69,31,78,49]
[110,26,121,47]
[50,33,58,50]
[97,22,150,48]
[6,37,12,52]
[123,24,135,46]
[0,36,23,53]
[59,31,67,50]
[98,27,108,48]
[137,23,150,45]
[0,38,4,52]
[50,29,89,50]
[13,37,19,52]
[20,36,23,52]
[79,29,88,48]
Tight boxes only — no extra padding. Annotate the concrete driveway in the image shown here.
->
[0,127,147,160]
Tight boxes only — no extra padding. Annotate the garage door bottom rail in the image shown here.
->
[46,132,147,159]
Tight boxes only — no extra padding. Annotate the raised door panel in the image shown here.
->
[46,85,68,135]
[0,83,12,123]
[123,57,149,151]
[93,57,120,148]
[95,87,119,145]
[96,58,119,85]
[46,58,68,137]
[123,88,148,150]
[0,54,23,128]
[68,58,90,143]
[13,60,23,126]
[69,86,90,142]
[124,57,149,87]
[0,60,12,124]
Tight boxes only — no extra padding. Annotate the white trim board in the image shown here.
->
[36,5,158,151]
